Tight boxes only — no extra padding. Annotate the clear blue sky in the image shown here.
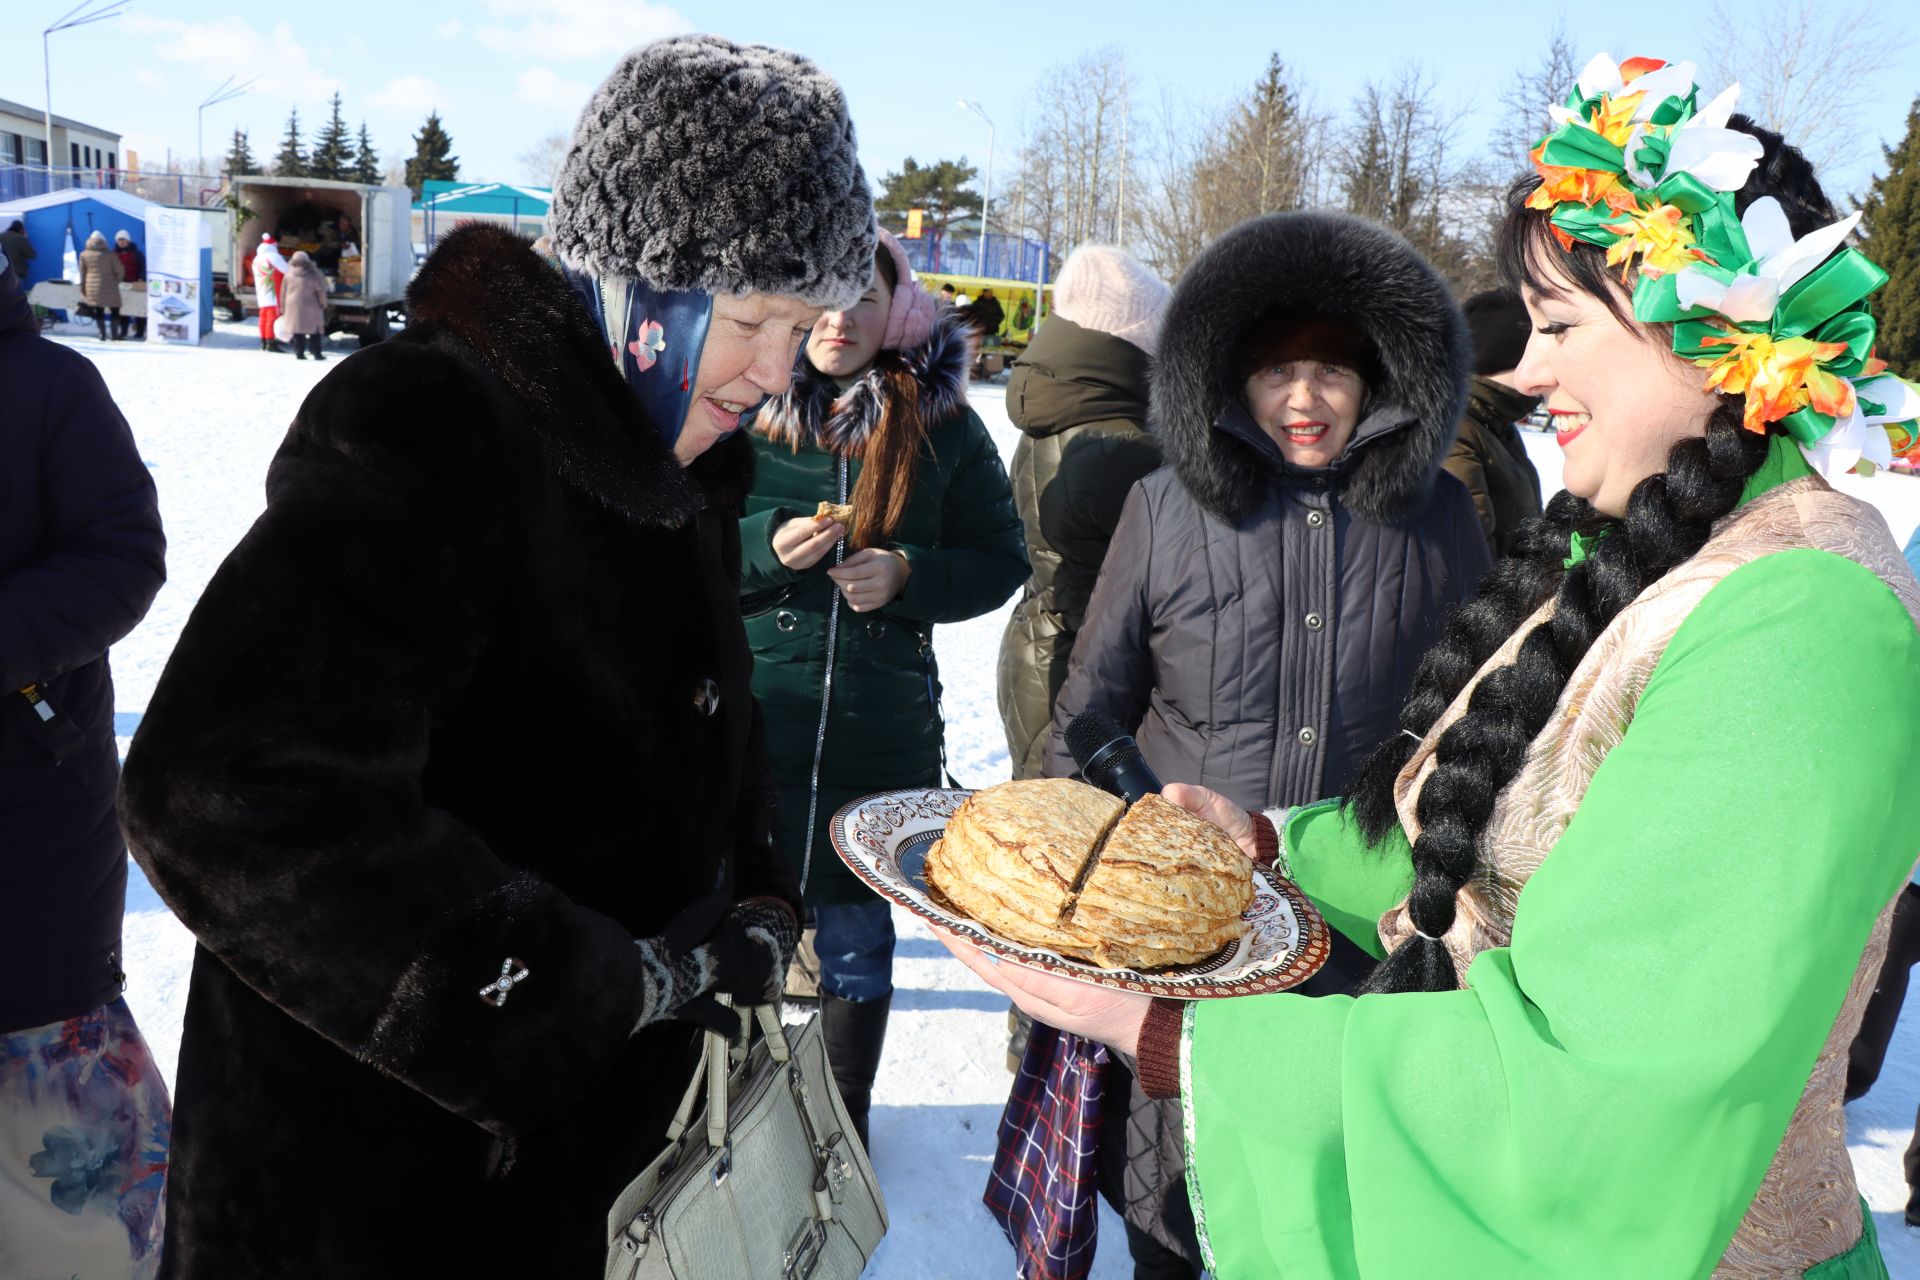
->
[10,0,1916,208]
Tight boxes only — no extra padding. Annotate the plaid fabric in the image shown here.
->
[984,1022,1109,1280]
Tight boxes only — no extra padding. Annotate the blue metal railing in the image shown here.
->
[895,230,1051,283]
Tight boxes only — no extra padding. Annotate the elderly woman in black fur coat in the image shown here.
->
[120,37,875,1279]
[1042,211,1489,1279]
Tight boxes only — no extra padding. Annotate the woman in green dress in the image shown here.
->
[941,54,1920,1278]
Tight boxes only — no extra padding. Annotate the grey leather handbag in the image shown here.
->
[604,1001,887,1280]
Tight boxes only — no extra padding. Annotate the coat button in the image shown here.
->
[1306,510,1326,528]
[866,619,885,639]
[775,610,798,632]
[1305,612,1324,632]
[693,679,721,717]
[1298,726,1317,746]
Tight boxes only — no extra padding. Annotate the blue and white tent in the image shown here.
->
[0,187,160,288]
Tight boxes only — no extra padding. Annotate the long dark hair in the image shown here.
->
[846,246,926,549]
[1346,116,1837,995]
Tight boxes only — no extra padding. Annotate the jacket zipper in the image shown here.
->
[798,457,849,895]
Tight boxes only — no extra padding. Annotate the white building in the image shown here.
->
[0,97,122,176]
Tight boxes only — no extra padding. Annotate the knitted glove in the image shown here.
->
[632,892,800,1038]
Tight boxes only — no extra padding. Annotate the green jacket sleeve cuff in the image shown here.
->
[738,505,802,595]
[1283,799,1410,961]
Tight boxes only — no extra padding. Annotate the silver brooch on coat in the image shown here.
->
[479,957,531,1007]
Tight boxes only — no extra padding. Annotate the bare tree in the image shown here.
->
[1487,21,1582,184]
[1134,55,1327,279]
[1133,86,1213,278]
[518,132,570,187]
[1000,48,1139,279]
[1700,0,1910,175]
[1337,65,1489,292]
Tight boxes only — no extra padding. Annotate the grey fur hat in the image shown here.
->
[549,35,877,309]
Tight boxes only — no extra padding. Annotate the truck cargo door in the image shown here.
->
[370,189,405,299]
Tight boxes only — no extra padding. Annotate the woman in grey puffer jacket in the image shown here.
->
[1043,210,1489,1278]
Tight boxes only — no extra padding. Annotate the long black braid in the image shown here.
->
[1347,117,1835,995]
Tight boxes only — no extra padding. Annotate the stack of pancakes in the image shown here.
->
[923,778,1254,969]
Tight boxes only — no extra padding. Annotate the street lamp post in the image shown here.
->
[200,75,257,184]
[958,97,994,279]
[43,0,130,188]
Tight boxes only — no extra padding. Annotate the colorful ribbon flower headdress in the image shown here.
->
[1527,53,1919,473]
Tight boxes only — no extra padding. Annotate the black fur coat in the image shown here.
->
[120,224,798,1279]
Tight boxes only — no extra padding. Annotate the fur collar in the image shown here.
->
[753,309,975,454]
[404,223,753,526]
[1154,212,1470,528]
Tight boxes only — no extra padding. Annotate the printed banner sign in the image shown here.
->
[146,206,202,345]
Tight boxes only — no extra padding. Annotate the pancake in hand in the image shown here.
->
[815,501,855,525]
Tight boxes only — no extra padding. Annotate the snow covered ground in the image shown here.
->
[58,314,1920,1275]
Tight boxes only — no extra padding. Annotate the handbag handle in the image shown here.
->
[663,999,795,1153]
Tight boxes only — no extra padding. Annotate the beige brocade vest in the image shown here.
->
[1374,475,1920,1277]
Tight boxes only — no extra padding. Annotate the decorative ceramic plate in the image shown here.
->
[831,788,1330,998]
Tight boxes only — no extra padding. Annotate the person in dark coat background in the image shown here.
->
[2,220,36,286]
[1041,211,1489,1279]
[741,229,1027,1150]
[997,243,1169,782]
[113,230,146,339]
[118,36,875,1280]
[965,286,1006,340]
[1442,287,1545,555]
[0,245,169,1279]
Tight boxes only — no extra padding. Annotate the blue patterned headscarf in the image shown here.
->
[565,266,714,452]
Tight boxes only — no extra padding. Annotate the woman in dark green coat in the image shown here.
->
[741,230,1027,1147]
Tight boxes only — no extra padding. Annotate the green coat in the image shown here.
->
[994,315,1161,779]
[1177,444,1920,1278]
[741,319,1028,905]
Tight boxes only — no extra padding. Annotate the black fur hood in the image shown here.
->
[1155,211,1470,527]
[752,308,976,454]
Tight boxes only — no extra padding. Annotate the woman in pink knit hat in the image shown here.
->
[739,230,1028,1152]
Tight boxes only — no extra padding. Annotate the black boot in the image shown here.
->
[269,339,288,353]
[819,992,891,1152]
[261,337,270,351]
[1007,1004,1034,1074]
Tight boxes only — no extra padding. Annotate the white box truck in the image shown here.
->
[227,175,411,344]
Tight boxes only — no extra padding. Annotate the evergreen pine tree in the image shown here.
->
[350,123,382,185]
[223,127,258,177]
[310,92,354,181]
[1862,95,1920,379]
[403,110,460,199]
[273,108,309,178]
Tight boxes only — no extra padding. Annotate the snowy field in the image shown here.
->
[57,314,1920,1275]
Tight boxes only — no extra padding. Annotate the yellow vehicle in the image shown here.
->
[914,270,1052,348]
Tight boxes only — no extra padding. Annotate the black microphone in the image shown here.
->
[1065,710,1162,804]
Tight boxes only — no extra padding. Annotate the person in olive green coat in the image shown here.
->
[741,230,1028,1148]
[996,245,1169,780]
[1442,288,1544,556]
